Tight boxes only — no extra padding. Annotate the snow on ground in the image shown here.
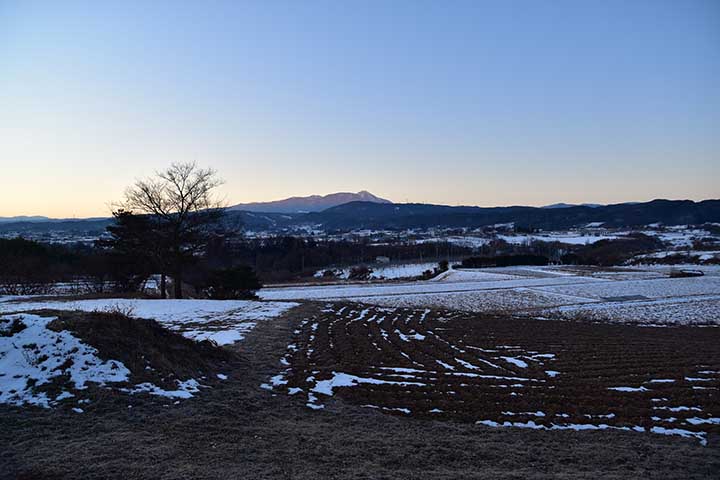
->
[414,236,491,248]
[261,275,606,301]
[542,296,720,325]
[262,266,720,325]
[0,313,130,408]
[630,265,720,276]
[0,296,23,304]
[0,312,234,408]
[0,313,212,408]
[120,379,202,399]
[0,299,299,346]
[409,226,719,251]
[639,229,716,248]
[366,263,438,279]
[539,276,720,301]
[498,233,620,245]
[635,250,720,262]
[475,419,707,445]
[314,262,439,280]
[356,288,595,313]
[430,268,520,283]
[1,298,299,408]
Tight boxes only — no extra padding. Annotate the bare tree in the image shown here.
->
[121,162,225,298]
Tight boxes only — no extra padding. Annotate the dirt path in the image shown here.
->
[1,302,719,479]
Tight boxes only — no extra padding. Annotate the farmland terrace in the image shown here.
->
[1,266,719,479]
[261,265,720,325]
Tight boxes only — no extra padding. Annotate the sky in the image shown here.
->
[1,0,718,218]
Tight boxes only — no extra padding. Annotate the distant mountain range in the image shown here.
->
[541,203,603,209]
[0,216,107,224]
[298,199,720,230]
[0,215,52,223]
[229,190,391,213]
[1,197,719,239]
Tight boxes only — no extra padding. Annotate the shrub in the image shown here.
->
[202,266,262,300]
[0,317,27,337]
[348,265,372,281]
[421,260,450,280]
[421,269,435,280]
[460,254,549,268]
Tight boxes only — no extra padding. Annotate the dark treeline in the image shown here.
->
[0,231,697,295]
[561,233,665,266]
[460,254,549,268]
[0,238,108,295]
[205,236,474,282]
[0,234,262,298]
[0,235,471,291]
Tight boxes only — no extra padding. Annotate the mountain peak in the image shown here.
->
[229,191,392,213]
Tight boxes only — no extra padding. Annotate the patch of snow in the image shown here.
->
[0,313,131,408]
[122,378,201,399]
[608,386,649,392]
[685,417,720,425]
[0,299,298,346]
[397,332,426,342]
[476,418,707,445]
[501,357,528,369]
[312,371,426,397]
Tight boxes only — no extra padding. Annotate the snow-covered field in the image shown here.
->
[0,298,299,346]
[261,266,720,325]
[543,296,720,324]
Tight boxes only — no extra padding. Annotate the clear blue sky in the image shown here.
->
[1,0,718,217]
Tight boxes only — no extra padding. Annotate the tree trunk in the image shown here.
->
[160,274,166,299]
[173,271,183,299]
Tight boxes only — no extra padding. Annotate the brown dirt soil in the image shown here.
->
[1,303,719,479]
[281,304,720,440]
